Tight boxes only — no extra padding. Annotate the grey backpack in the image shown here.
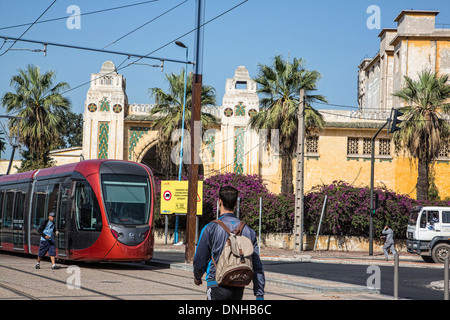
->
[212,220,254,287]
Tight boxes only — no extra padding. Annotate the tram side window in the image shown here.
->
[32,192,47,229]
[48,184,59,214]
[14,191,26,227]
[0,191,3,229]
[75,182,102,231]
[3,191,15,228]
[58,184,70,229]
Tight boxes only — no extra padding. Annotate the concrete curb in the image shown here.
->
[146,258,380,295]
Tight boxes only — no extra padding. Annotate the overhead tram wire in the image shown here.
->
[0,0,250,103]
[102,0,189,50]
[0,0,57,57]
[0,0,159,31]
[33,0,249,98]
[112,0,249,73]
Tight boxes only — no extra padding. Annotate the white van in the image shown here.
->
[406,206,450,263]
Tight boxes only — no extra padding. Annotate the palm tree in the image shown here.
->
[1,64,71,170]
[250,55,327,195]
[392,70,450,201]
[148,68,218,177]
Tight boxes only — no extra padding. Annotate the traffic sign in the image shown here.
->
[160,181,203,215]
[163,190,172,201]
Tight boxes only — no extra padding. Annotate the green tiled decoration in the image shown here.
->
[235,102,246,116]
[128,127,149,159]
[98,122,109,159]
[234,127,245,174]
[205,134,215,163]
[100,97,110,111]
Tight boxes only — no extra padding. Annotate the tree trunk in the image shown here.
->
[280,149,294,195]
[416,158,429,201]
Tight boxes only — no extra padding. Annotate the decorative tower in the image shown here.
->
[220,66,259,174]
[82,61,128,160]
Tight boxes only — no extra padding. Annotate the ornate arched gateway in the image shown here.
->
[81,61,265,181]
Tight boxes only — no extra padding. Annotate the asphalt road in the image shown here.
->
[262,261,445,300]
[154,251,447,300]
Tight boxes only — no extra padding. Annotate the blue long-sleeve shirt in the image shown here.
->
[193,212,265,298]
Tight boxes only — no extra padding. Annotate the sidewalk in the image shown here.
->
[155,243,436,268]
[151,244,439,300]
[259,246,440,268]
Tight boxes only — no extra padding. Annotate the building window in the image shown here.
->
[235,81,247,90]
[347,137,359,155]
[439,142,449,158]
[363,138,372,155]
[306,136,319,154]
[379,139,391,156]
[101,76,112,85]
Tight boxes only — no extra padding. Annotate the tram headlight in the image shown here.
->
[140,229,150,239]
[111,229,123,239]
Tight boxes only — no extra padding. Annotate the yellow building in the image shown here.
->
[3,10,450,201]
[317,10,450,199]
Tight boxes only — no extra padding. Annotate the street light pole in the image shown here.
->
[176,41,189,181]
[173,41,189,245]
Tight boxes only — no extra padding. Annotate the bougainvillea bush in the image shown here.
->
[203,173,293,233]
[153,174,450,239]
[153,173,293,233]
[304,181,450,239]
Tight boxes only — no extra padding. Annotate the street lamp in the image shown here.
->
[176,41,188,181]
[173,40,189,245]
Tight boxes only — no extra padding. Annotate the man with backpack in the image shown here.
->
[193,186,265,300]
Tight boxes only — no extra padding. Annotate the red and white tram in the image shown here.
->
[0,160,155,262]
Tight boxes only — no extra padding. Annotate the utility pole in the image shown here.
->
[369,119,389,255]
[294,89,305,252]
[185,0,204,263]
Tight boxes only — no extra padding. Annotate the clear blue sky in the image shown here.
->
[0,0,449,158]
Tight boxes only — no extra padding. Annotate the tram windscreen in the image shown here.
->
[101,174,151,225]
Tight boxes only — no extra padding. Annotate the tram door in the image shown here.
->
[56,183,70,258]
[13,189,26,250]
[2,191,15,246]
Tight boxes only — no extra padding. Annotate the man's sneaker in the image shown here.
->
[51,265,61,270]
[35,263,40,269]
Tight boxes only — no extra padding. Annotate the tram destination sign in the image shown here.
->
[160,180,203,215]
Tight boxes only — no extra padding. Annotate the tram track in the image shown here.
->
[94,261,306,300]
[0,263,123,300]
[0,253,305,300]
[0,281,39,300]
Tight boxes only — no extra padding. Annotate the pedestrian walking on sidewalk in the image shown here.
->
[381,224,397,261]
[36,212,61,270]
[193,186,265,300]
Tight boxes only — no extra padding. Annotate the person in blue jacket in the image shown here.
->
[193,186,265,300]
[36,212,61,270]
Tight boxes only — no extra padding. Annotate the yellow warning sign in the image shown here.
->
[160,181,203,215]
